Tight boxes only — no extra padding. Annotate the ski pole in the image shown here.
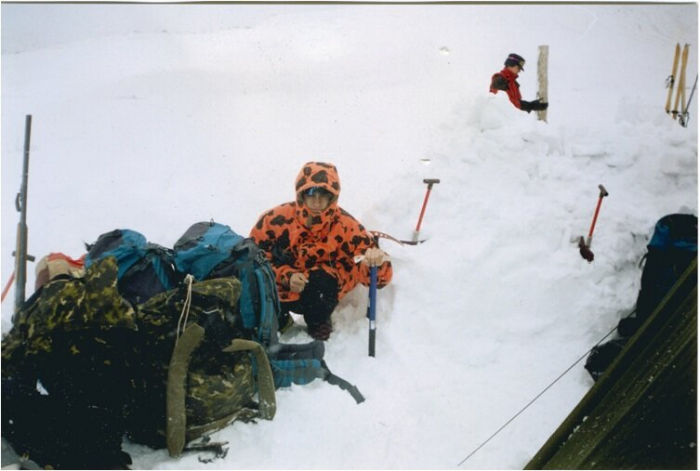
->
[368,266,378,357]
[1,272,15,302]
[413,178,440,243]
[679,74,698,128]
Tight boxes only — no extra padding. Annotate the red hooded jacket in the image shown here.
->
[490,67,523,109]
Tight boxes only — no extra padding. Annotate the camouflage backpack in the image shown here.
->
[1,257,140,469]
[127,276,275,457]
[2,256,137,375]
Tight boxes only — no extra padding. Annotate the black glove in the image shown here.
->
[520,99,549,113]
[531,99,549,111]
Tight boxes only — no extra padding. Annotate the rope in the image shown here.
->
[175,274,195,345]
[457,323,619,467]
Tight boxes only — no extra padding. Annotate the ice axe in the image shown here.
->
[579,184,609,262]
[412,178,440,243]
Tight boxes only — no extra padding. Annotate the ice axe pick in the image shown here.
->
[412,178,440,243]
[579,184,609,262]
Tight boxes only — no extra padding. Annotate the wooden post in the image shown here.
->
[537,45,549,122]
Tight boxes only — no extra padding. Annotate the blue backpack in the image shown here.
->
[618,213,698,337]
[173,221,364,402]
[173,222,277,343]
[85,229,182,305]
[171,222,244,282]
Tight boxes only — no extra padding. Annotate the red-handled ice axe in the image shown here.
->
[412,178,440,243]
[579,184,609,262]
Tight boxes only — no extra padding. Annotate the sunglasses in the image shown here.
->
[303,187,332,198]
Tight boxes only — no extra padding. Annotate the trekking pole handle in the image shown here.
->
[598,185,609,198]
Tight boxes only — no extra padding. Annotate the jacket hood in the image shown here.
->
[294,162,341,232]
[295,162,341,202]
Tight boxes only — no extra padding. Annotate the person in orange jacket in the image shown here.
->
[490,53,549,113]
[250,162,393,341]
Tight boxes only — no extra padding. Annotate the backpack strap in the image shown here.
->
[320,361,366,404]
[166,323,205,457]
[166,329,278,458]
[222,339,277,420]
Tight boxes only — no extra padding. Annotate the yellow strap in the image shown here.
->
[222,339,277,420]
[166,323,205,457]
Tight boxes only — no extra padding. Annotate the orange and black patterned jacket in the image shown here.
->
[250,162,393,303]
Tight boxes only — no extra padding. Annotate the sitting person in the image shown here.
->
[490,53,549,113]
[250,161,393,340]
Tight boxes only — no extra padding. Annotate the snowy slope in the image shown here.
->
[2,4,697,469]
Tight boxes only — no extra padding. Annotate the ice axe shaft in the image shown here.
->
[579,184,609,262]
[368,266,378,357]
[586,185,609,246]
[413,178,440,243]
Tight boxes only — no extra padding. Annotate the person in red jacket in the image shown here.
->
[490,53,549,113]
[250,162,393,341]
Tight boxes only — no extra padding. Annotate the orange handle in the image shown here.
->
[1,272,15,302]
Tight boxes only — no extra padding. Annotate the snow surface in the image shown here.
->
[2,3,698,469]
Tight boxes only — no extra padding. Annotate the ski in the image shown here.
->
[536,45,549,122]
[672,43,690,119]
[665,43,680,114]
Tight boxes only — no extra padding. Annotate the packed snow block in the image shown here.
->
[526,259,697,470]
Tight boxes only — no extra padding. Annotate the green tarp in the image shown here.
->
[526,259,697,470]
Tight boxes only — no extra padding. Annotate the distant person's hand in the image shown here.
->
[521,99,548,113]
[531,99,548,111]
[289,272,308,293]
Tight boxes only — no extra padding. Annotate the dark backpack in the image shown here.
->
[85,229,183,305]
[586,214,698,381]
[617,213,698,337]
